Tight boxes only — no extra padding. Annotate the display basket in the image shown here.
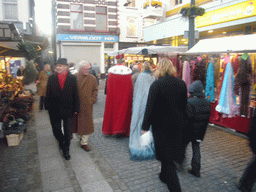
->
[6,132,24,146]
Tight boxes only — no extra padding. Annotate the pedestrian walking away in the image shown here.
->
[102,54,133,137]
[45,58,80,160]
[141,58,188,192]
[76,60,98,152]
[37,64,52,111]
[129,61,155,160]
[186,80,211,178]
[237,107,256,192]
[92,63,101,85]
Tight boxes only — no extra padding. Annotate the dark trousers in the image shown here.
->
[48,111,72,148]
[238,155,256,192]
[160,160,182,192]
[191,140,201,173]
[39,96,45,110]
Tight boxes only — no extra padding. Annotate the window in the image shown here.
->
[175,0,182,5]
[70,4,83,30]
[3,0,18,20]
[96,6,107,31]
[104,43,114,48]
[127,16,137,37]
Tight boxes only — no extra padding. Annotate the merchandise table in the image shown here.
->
[209,102,253,134]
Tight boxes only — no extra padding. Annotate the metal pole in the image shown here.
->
[188,0,195,49]
[52,0,57,64]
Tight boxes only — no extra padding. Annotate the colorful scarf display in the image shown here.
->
[205,62,215,102]
[216,63,238,117]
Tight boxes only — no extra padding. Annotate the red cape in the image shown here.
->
[102,73,133,136]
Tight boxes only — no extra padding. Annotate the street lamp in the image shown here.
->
[51,0,57,65]
[188,0,195,49]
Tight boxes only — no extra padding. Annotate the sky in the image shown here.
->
[34,0,52,35]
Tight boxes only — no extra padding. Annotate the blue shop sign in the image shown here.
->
[57,34,118,42]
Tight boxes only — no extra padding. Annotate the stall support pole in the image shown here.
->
[188,0,195,49]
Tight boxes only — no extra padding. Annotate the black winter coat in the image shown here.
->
[248,108,256,154]
[186,96,211,141]
[45,72,80,116]
[142,75,188,164]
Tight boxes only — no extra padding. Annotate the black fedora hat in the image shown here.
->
[56,58,68,65]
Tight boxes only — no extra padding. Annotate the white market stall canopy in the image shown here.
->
[185,34,256,55]
[107,45,188,56]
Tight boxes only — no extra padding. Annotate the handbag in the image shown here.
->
[140,131,153,147]
[71,113,78,133]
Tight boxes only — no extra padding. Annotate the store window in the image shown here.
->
[96,6,107,31]
[175,0,182,5]
[3,0,18,20]
[70,4,83,30]
[104,43,114,48]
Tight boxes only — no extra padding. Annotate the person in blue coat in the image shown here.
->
[186,80,211,177]
[129,61,155,160]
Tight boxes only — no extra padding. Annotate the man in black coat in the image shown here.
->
[186,80,211,177]
[237,108,256,192]
[45,58,80,160]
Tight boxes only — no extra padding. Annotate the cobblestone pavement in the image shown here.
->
[89,79,256,192]
[0,107,43,191]
[1,79,256,192]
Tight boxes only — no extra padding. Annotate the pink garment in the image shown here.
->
[182,61,191,96]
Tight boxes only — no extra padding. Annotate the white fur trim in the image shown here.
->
[108,65,132,75]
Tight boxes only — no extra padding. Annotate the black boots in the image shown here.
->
[63,145,70,160]
[59,140,70,160]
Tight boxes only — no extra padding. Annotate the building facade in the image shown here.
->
[55,0,120,74]
[143,0,256,46]
[0,0,37,69]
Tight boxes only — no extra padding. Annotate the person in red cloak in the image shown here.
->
[102,54,133,137]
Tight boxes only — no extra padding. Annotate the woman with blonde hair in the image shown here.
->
[37,64,52,111]
[141,58,188,191]
[129,61,155,160]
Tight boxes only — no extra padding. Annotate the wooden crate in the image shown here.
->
[6,132,24,146]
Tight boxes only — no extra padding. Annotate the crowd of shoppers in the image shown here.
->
[38,56,255,192]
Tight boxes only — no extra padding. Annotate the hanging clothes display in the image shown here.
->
[231,54,240,76]
[192,57,207,86]
[182,61,191,96]
[234,53,253,117]
[216,62,238,118]
[205,62,215,102]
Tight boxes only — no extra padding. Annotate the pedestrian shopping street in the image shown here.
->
[0,80,255,192]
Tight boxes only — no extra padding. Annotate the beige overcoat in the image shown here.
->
[38,70,51,97]
[76,73,98,135]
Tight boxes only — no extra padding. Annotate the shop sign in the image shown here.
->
[138,57,143,60]
[57,34,118,42]
[196,0,256,28]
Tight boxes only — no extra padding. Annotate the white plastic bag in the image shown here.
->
[140,131,153,147]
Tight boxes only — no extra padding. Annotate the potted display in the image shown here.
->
[180,5,205,17]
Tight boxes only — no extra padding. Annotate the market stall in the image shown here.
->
[0,41,33,146]
[106,45,187,70]
[183,34,256,134]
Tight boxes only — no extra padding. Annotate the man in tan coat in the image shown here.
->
[76,60,98,151]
